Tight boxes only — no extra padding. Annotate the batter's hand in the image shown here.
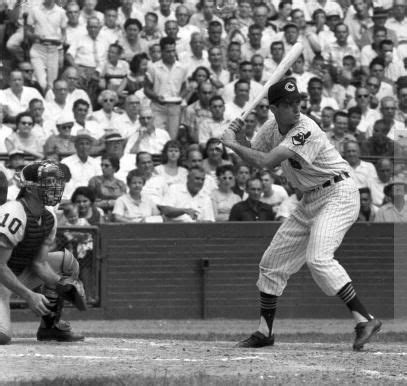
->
[221,128,238,147]
[229,117,245,134]
[26,292,50,317]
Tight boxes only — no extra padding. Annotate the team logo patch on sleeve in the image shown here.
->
[292,131,311,146]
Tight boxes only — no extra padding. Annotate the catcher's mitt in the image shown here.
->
[56,277,87,311]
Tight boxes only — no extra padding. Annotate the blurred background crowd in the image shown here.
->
[0,0,406,226]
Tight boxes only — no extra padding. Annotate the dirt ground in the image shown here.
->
[2,319,407,386]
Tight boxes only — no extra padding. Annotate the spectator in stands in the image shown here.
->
[65,2,86,47]
[229,176,275,221]
[368,157,394,207]
[45,79,72,122]
[378,39,407,82]
[321,65,347,109]
[395,80,407,125]
[233,163,250,199]
[71,186,105,225]
[264,40,285,76]
[241,24,268,62]
[99,8,122,45]
[59,203,89,227]
[0,70,43,123]
[182,81,214,144]
[259,169,289,215]
[159,165,215,222]
[17,62,43,96]
[140,11,162,47]
[251,54,269,85]
[360,119,401,157]
[307,77,339,122]
[208,46,230,89]
[135,151,167,205]
[91,90,122,135]
[385,0,407,44]
[236,0,253,30]
[0,105,12,155]
[113,169,162,223]
[357,188,377,222]
[222,61,263,104]
[361,26,389,73]
[125,106,171,155]
[377,97,406,141]
[251,3,277,50]
[324,22,360,69]
[98,43,129,93]
[345,0,372,49]
[28,99,56,147]
[210,164,241,221]
[43,112,76,159]
[244,112,258,144]
[354,86,381,134]
[202,138,233,178]
[180,32,210,76]
[191,0,224,40]
[144,36,188,139]
[79,0,104,26]
[5,112,43,160]
[367,8,398,47]
[327,111,357,155]
[119,18,149,62]
[164,20,185,57]
[347,106,363,141]
[255,98,270,127]
[375,180,407,222]
[320,106,335,132]
[115,95,141,140]
[61,130,101,200]
[175,5,200,52]
[343,141,378,189]
[365,74,393,109]
[118,53,150,97]
[117,0,144,28]
[182,66,212,106]
[224,79,250,120]
[66,17,108,104]
[226,41,242,73]
[26,0,67,92]
[72,99,103,140]
[155,140,188,188]
[291,54,314,94]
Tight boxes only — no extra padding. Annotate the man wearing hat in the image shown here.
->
[222,77,381,351]
[366,8,398,47]
[61,130,101,200]
[375,179,407,222]
[0,160,86,344]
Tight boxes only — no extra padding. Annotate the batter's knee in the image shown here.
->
[0,332,11,345]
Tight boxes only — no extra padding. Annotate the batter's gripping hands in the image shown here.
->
[56,277,87,311]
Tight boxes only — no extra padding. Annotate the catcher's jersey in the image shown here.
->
[252,113,351,192]
[0,201,56,247]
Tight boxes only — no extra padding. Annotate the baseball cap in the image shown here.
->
[105,131,124,142]
[268,77,301,105]
[74,129,94,143]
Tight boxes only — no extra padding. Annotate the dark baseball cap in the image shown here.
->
[268,77,301,105]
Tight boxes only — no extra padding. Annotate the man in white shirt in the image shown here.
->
[99,8,122,45]
[259,169,289,215]
[27,0,67,91]
[116,95,141,139]
[125,107,170,155]
[224,79,249,121]
[175,4,200,53]
[65,2,87,47]
[71,99,103,140]
[385,0,407,43]
[61,130,102,200]
[368,157,393,207]
[0,71,43,122]
[28,99,56,147]
[44,79,72,124]
[179,32,210,76]
[159,166,215,222]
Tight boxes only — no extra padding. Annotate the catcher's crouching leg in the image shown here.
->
[37,249,85,342]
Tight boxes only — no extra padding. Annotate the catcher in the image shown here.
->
[0,160,86,344]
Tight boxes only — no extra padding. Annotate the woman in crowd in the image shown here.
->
[71,186,105,225]
[5,112,43,159]
[117,52,149,97]
[211,164,241,222]
[88,155,127,221]
[91,90,121,133]
[202,137,232,178]
[113,169,162,223]
[119,18,149,62]
[183,66,211,105]
[155,140,188,188]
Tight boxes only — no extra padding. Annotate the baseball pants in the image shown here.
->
[257,177,360,297]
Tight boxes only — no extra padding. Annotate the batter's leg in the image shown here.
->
[238,205,310,348]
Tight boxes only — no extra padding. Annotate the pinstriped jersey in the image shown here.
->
[252,113,351,192]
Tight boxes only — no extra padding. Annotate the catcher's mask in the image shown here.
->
[19,161,65,206]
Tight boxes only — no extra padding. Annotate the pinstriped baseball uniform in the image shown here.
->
[252,113,360,296]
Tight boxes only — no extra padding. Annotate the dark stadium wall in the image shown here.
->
[99,223,405,319]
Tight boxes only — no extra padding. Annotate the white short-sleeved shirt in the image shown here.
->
[124,128,171,155]
[0,87,44,118]
[143,175,168,206]
[252,113,351,192]
[27,3,67,41]
[161,183,215,222]
[154,165,188,188]
[0,201,56,247]
[112,193,160,222]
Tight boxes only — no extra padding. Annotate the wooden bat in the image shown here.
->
[240,42,304,120]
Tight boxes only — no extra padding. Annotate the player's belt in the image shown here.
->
[321,172,350,189]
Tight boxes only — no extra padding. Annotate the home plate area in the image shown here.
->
[1,338,407,385]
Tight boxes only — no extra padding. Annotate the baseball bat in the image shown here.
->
[240,42,304,120]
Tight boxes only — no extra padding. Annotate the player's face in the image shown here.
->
[273,100,301,128]
[247,179,262,201]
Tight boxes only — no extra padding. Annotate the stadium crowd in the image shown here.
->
[0,0,406,224]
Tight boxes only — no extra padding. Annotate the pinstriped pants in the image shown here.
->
[257,178,360,297]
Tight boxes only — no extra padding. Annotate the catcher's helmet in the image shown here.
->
[19,160,66,206]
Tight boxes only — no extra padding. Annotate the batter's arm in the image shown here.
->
[222,129,294,169]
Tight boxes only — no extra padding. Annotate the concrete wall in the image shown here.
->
[100,223,405,319]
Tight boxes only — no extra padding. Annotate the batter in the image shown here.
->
[222,77,381,351]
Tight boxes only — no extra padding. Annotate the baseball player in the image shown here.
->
[0,160,86,345]
[222,78,381,351]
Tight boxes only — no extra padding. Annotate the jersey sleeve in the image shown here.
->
[0,201,27,247]
[279,119,323,164]
[43,208,57,246]
[251,119,277,153]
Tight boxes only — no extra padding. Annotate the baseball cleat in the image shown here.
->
[37,321,85,342]
[237,331,275,348]
[353,318,382,351]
